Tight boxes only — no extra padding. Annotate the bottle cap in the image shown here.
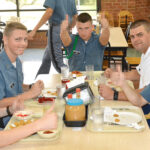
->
[76,88,80,93]
[67,98,83,106]
[67,93,72,99]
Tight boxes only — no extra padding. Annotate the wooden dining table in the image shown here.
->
[2,73,150,150]
[105,27,128,70]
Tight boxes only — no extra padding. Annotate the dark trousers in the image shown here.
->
[142,104,150,127]
[35,24,64,77]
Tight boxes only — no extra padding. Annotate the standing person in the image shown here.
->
[28,0,77,76]
[99,19,150,101]
[0,22,44,127]
[60,13,109,71]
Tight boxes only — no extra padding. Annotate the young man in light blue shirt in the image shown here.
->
[60,13,109,71]
[0,22,44,127]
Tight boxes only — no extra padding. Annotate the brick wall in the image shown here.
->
[101,0,150,26]
[28,0,150,48]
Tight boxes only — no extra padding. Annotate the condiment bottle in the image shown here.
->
[76,88,81,99]
[65,98,85,121]
[67,93,72,100]
[61,50,70,85]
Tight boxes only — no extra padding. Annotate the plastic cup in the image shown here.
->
[85,65,94,80]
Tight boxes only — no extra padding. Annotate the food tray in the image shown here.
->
[86,106,145,132]
[5,116,63,142]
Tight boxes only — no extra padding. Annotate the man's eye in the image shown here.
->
[137,33,143,37]
[15,38,21,41]
[24,38,28,42]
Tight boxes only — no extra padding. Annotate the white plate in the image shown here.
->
[14,110,33,120]
[41,88,57,98]
[104,111,142,125]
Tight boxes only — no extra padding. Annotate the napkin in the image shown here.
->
[66,75,86,89]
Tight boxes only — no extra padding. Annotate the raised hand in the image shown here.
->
[110,66,125,87]
[104,68,113,78]
[99,13,109,29]
[61,14,69,31]
[36,102,58,131]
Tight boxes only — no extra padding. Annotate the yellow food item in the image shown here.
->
[72,71,83,77]
[145,113,150,119]
[115,118,120,122]
[113,114,119,117]
[47,91,57,96]
[9,119,35,129]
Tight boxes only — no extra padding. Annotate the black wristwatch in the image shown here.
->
[112,88,118,101]
[6,106,12,116]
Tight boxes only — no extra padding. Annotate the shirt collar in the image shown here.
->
[1,49,20,70]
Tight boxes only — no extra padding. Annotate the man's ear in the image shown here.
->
[92,24,95,31]
[3,35,8,45]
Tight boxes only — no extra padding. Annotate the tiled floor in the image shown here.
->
[20,48,141,84]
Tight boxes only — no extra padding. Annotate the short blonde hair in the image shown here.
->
[4,22,27,37]
[130,19,150,32]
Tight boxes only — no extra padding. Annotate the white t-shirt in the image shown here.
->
[136,47,150,88]
[12,61,16,68]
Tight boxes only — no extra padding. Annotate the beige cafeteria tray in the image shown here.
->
[5,117,64,142]
[86,106,146,133]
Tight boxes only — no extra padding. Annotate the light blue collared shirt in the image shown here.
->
[44,0,77,25]
[65,32,106,71]
[0,50,23,126]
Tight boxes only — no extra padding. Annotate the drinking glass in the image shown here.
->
[89,101,104,132]
[85,65,94,80]
[56,84,66,99]
[61,66,70,84]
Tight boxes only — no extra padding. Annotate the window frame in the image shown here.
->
[0,0,101,16]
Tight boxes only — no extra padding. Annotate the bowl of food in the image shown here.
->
[14,110,33,120]
[37,129,58,138]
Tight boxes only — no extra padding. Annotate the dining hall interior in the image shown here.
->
[0,0,150,149]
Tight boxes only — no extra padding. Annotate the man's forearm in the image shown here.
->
[0,108,7,117]
[124,70,140,81]
[0,97,16,107]
[60,29,72,46]
[99,27,110,46]
[33,8,53,32]
[0,121,38,147]
[121,81,143,106]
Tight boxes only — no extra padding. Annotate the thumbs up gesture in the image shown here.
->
[61,15,69,31]
[99,13,109,29]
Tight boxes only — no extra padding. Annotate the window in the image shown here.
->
[0,0,100,30]
[76,0,97,20]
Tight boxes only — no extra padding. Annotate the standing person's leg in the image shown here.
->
[50,25,64,73]
[35,28,51,78]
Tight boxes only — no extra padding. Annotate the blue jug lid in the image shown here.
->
[67,98,83,106]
